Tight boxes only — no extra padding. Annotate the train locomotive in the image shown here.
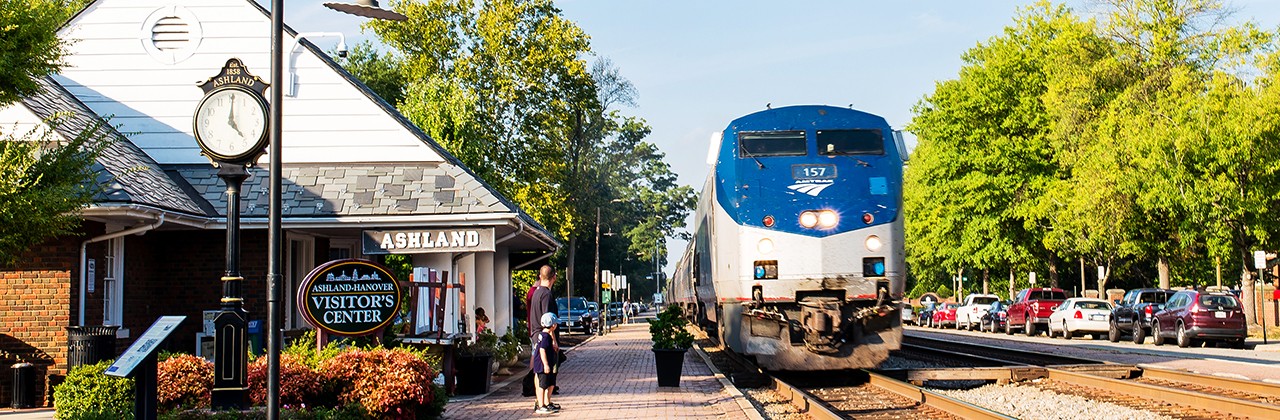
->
[669,105,907,370]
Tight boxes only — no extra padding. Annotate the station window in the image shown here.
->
[817,129,884,155]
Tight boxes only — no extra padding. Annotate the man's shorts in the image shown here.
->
[535,372,556,389]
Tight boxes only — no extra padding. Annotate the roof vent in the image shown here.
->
[140,6,202,64]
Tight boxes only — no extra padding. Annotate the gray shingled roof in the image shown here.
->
[19,77,206,216]
[171,163,510,218]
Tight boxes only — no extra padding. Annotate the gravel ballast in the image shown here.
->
[936,381,1175,420]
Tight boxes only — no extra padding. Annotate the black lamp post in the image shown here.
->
[265,2,403,419]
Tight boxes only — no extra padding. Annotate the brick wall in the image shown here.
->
[0,222,99,407]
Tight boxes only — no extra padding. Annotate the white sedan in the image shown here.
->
[1048,298,1114,340]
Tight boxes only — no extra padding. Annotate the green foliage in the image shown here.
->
[495,327,522,362]
[157,354,213,412]
[282,329,345,369]
[53,360,134,419]
[0,0,76,105]
[649,305,693,350]
[457,327,498,356]
[1,117,110,266]
[906,0,1280,297]
[936,285,954,299]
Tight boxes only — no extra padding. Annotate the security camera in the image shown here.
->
[336,39,349,58]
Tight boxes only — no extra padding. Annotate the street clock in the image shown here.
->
[193,59,270,165]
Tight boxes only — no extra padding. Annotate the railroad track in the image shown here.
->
[902,332,1280,419]
[694,330,1015,419]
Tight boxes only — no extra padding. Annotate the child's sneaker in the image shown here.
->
[534,406,555,415]
[548,402,562,410]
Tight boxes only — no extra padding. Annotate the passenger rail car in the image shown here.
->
[671,105,907,370]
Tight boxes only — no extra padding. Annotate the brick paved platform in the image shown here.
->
[443,322,753,419]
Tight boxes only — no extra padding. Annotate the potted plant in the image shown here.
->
[494,328,522,375]
[454,329,498,395]
[649,305,695,387]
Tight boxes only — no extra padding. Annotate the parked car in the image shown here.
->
[956,294,1001,330]
[607,302,625,319]
[931,303,959,328]
[1007,288,1068,336]
[1108,288,1175,344]
[901,304,918,326]
[1151,290,1247,348]
[1048,298,1113,340]
[979,300,1010,333]
[556,297,599,334]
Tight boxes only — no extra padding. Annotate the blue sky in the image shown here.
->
[275,0,1280,270]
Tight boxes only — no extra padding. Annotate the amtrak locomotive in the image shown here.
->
[670,105,906,370]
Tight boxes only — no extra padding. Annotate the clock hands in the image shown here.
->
[228,95,245,137]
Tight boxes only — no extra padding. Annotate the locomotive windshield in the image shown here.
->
[739,131,806,157]
[817,129,884,155]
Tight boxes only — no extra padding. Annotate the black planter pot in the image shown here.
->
[455,354,494,395]
[652,348,687,387]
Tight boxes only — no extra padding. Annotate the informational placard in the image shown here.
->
[297,259,401,336]
[87,259,96,294]
[105,316,185,377]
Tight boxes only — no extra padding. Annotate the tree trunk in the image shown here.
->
[1158,256,1170,289]
[1079,258,1086,298]
[1009,267,1015,298]
[567,236,577,295]
[1048,256,1060,288]
[1241,256,1257,325]
[982,269,989,295]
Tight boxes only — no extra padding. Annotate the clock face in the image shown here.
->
[194,88,267,161]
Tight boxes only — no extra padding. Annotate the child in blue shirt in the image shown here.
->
[532,312,559,414]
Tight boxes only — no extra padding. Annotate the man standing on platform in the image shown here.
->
[524,265,559,399]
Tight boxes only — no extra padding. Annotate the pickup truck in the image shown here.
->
[1107,288,1175,344]
[955,294,1001,330]
[1006,288,1068,336]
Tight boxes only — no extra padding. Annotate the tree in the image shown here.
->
[0,0,107,266]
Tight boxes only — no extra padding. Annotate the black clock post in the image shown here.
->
[212,165,249,409]
[194,59,270,410]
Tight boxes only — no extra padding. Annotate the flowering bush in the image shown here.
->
[247,353,322,407]
[319,348,439,419]
[157,354,213,411]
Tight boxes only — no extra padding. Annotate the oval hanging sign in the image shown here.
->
[297,259,401,336]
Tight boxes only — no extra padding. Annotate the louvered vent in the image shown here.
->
[151,16,190,51]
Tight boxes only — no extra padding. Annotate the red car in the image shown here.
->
[1151,290,1247,348]
[930,303,959,328]
[1007,288,1067,336]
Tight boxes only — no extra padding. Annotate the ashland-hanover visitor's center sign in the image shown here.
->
[361,228,495,254]
[297,259,401,336]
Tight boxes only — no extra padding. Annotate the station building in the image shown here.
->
[0,0,558,406]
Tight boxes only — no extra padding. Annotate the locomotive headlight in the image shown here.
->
[757,238,775,254]
[817,210,839,229]
[865,235,883,251]
[799,211,819,228]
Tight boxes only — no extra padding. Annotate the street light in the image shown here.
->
[594,199,624,334]
[265,2,403,419]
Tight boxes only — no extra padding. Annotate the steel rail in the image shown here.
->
[1137,364,1280,400]
[768,376,843,420]
[1048,367,1280,420]
[865,370,1017,420]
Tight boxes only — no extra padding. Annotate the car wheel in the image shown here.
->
[1005,322,1014,335]
[1025,316,1036,337]
[1232,338,1247,349]
[1152,322,1165,346]
[1108,322,1121,343]
[1062,322,1073,340]
[1176,323,1191,348]
[1132,323,1145,345]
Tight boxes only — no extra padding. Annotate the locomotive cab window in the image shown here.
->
[739,131,806,157]
[817,129,884,155]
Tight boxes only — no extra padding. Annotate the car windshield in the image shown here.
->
[816,129,884,155]
[740,131,806,157]
[1029,290,1066,300]
[1199,295,1239,310]
[971,297,999,306]
[1139,291,1173,304]
[1074,301,1112,310]
[556,298,587,311]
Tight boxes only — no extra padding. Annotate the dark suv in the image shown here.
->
[1151,290,1247,348]
[1108,288,1175,344]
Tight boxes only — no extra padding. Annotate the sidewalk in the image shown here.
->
[443,322,752,419]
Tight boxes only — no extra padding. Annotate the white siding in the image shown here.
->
[57,0,442,165]
[0,105,57,141]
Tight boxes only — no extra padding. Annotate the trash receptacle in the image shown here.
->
[11,363,34,409]
[66,325,120,369]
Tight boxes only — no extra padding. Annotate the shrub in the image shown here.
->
[247,353,322,407]
[495,328,521,363]
[319,348,438,419]
[649,305,694,350]
[157,354,213,412]
[53,360,134,419]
